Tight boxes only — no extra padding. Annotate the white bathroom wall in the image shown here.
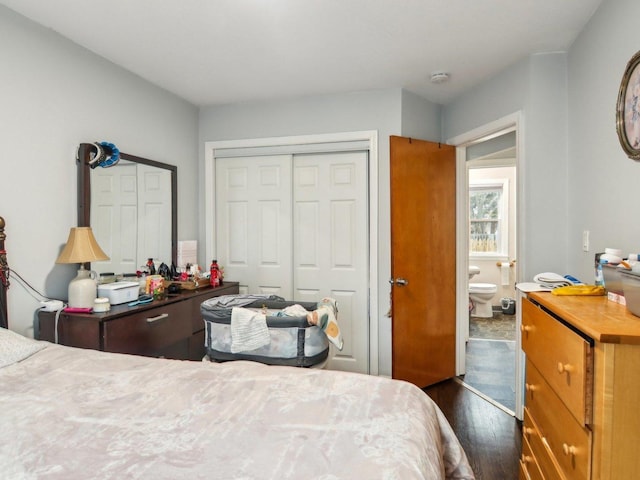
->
[0,6,199,337]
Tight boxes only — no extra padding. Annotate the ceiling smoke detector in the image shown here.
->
[430,72,450,84]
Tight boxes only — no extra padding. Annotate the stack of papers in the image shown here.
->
[517,272,578,293]
[533,272,574,289]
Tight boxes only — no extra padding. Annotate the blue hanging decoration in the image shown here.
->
[97,141,120,168]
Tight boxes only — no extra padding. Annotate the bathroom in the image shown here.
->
[462,134,518,413]
[467,137,517,321]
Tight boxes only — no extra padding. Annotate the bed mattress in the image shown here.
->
[201,296,330,367]
[0,326,475,479]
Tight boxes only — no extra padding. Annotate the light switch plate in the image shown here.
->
[582,230,590,252]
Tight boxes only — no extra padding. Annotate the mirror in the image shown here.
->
[77,143,177,275]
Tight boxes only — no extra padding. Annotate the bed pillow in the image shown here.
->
[0,327,47,369]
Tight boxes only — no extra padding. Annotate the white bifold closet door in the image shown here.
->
[215,151,368,373]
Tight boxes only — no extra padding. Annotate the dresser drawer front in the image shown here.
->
[521,432,545,480]
[522,298,592,424]
[104,302,192,356]
[524,408,564,480]
[526,360,591,480]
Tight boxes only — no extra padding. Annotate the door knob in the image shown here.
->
[394,278,408,286]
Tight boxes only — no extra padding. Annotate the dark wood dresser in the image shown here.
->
[38,282,239,361]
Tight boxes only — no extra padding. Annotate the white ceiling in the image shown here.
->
[1,0,602,107]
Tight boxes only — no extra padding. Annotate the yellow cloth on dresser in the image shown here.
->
[551,285,606,296]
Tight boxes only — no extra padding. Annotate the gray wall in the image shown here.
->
[5,0,634,375]
[443,52,570,285]
[444,0,640,286]
[567,0,640,283]
[401,89,442,141]
[1,6,199,336]
[199,89,442,376]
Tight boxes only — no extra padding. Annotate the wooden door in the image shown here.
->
[390,136,456,387]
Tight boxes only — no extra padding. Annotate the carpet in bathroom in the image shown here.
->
[469,313,516,341]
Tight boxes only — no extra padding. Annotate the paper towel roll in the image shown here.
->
[500,262,510,286]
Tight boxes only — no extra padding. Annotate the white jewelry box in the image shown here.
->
[97,281,139,305]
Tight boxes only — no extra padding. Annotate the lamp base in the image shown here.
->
[68,267,97,309]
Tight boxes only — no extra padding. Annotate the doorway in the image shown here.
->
[465,152,517,413]
[449,112,525,420]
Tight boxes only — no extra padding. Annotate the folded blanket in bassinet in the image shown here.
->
[230,307,270,353]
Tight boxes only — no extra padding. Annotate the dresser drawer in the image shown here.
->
[526,360,591,480]
[524,408,564,480]
[522,298,593,424]
[103,302,192,356]
[521,432,545,480]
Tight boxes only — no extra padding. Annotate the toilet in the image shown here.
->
[468,266,498,318]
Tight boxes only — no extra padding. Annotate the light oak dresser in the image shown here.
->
[520,292,640,479]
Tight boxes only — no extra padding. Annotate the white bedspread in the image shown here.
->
[0,342,474,479]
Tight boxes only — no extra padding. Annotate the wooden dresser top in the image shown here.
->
[528,291,640,345]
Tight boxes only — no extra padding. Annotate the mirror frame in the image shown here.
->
[76,143,178,268]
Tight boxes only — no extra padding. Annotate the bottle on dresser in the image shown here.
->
[210,260,220,288]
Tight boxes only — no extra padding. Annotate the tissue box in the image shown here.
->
[602,264,623,294]
[621,271,640,317]
[97,281,139,305]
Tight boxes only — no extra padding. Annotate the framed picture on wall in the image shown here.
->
[616,50,640,160]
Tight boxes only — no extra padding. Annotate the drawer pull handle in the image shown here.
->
[146,313,169,323]
[557,362,574,374]
[520,325,532,333]
[521,453,533,464]
[523,426,534,438]
[562,443,577,457]
[525,383,537,393]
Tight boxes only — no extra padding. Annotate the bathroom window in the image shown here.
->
[469,179,508,256]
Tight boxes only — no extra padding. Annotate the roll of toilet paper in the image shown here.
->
[500,262,510,286]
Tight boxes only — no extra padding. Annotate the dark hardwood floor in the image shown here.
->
[423,378,521,480]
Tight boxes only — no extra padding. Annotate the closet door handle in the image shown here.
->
[394,278,408,287]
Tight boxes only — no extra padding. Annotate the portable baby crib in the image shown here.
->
[201,295,329,367]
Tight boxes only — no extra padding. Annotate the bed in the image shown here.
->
[0,218,474,479]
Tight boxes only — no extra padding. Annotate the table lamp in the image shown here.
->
[56,227,109,308]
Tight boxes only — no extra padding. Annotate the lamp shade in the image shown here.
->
[56,227,109,264]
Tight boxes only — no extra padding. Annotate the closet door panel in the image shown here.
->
[294,151,368,373]
[216,156,293,297]
[226,201,248,266]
